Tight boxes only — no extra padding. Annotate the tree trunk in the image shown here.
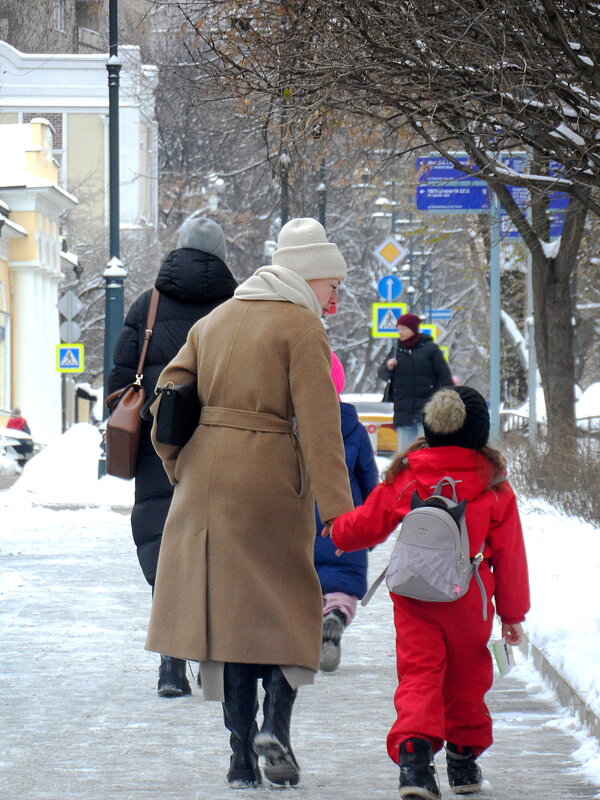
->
[531,200,587,464]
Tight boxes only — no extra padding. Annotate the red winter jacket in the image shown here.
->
[331,446,530,624]
[7,417,29,432]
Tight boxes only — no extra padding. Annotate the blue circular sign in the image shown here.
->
[377,275,403,301]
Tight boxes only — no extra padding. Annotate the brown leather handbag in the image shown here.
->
[104,289,160,479]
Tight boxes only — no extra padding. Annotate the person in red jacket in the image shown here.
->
[326,386,530,799]
[6,407,30,434]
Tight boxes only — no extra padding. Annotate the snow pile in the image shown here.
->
[509,382,599,428]
[3,423,134,507]
[520,497,600,719]
[576,382,600,429]
[0,451,20,476]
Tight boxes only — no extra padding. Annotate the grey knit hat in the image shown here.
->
[422,386,490,450]
[176,216,227,261]
[271,218,347,282]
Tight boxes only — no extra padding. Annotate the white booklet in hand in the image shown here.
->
[492,637,515,677]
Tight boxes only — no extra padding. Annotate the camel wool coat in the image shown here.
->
[146,297,354,672]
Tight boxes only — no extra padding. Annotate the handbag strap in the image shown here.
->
[134,288,160,382]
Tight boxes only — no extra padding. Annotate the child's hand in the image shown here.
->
[321,520,344,556]
[502,622,524,646]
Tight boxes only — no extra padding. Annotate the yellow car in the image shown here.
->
[341,394,397,455]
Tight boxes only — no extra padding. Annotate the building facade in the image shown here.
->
[0,119,77,439]
[0,40,159,236]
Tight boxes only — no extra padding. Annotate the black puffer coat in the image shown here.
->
[107,248,237,585]
[377,334,453,427]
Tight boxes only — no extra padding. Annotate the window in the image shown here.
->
[54,0,66,32]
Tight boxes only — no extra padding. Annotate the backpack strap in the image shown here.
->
[361,564,387,607]
[431,476,461,502]
[134,288,160,382]
[470,473,506,620]
[471,542,488,621]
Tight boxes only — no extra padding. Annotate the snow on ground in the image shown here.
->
[1,423,133,507]
[0,451,20,476]
[1,423,600,789]
[510,381,600,428]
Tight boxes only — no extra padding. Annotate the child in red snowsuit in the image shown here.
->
[328,386,530,799]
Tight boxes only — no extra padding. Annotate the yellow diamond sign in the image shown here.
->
[373,236,407,268]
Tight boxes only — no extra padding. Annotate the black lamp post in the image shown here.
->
[99,0,126,477]
[317,159,327,227]
[280,151,291,226]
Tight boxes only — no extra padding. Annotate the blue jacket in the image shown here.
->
[314,402,379,598]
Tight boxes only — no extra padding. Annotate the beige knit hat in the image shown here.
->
[271,218,347,282]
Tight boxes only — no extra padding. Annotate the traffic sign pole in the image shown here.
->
[489,192,501,441]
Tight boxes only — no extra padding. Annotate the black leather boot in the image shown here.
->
[446,743,482,794]
[157,656,192,697]
[254,666,300,786]
[222,663,262,788]
[399,737,441,800]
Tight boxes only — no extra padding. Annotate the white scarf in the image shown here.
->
[233,264,322,318]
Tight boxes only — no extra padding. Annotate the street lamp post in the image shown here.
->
[412,249,433,317]
[99,0,126,477]
[317,159,327,227]
[280,151,291,226]
[393,214,425,315]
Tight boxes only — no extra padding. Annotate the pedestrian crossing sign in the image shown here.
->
[56,343,84,373]
[420,323,437,341]
[371,302,407,338]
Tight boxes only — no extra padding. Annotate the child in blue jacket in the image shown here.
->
[314,352,379,671]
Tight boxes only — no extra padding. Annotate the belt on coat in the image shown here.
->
[200,406,295,434]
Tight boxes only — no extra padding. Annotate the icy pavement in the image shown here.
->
[1,500,599,799]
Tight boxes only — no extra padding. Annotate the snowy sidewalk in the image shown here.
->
[1,499,599,800]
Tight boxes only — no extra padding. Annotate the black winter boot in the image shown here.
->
[157,656,192,697]
[222,663,262,788]
[320,608,346,672]
[253,666,300,786]
[399,737,441,800]
[446,743,482,794]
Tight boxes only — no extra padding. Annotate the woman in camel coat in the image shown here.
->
[147,218,354,789]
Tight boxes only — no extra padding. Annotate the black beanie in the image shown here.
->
[422,386,490,450]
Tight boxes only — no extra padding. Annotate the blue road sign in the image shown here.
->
[416,151,569,221]
[377,275,403,301]
[371,302,408,338]
[430,308,453,320]
[416,155,484,185]
[416,184,490,212]
[548,191,570,210]
[56,343,84,373]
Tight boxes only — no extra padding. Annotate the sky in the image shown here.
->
[0,422,599,790]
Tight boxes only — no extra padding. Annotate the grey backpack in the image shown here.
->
[362,476,488,620]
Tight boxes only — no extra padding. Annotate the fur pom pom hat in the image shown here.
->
[330,351,345,397]
[272,218,347,282]
[422,386,490,450]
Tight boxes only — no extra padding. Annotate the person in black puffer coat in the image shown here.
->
[108,216,237,697]
[377,313,453,454]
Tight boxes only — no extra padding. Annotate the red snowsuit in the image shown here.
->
[331,445,530,763]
